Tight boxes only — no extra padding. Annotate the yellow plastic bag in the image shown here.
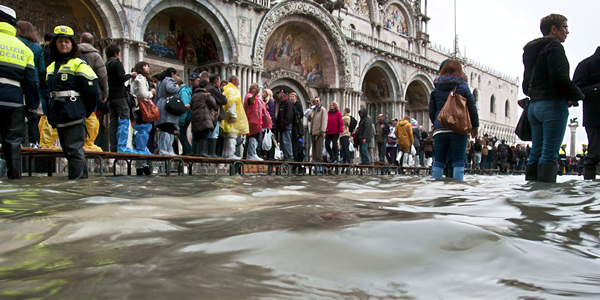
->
[83,113,102,151]
[38,115,59,149]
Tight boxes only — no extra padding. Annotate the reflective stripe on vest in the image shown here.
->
[0,77,20,87]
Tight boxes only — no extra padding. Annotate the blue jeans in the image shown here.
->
[432,133,468,168]
[527,100,568,165]
[360,141,370,164]
[281,129,293,160]
[210,120,220,139]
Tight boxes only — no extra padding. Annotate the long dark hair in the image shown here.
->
[49,36,80,62]
[134,61,151,82]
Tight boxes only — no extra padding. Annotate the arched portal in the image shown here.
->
[405,80,430,130]
[142,8,221,71]
[8,0,114,40]
[137,0,236,79]
[362,67,396,121]
[254,0,352,89]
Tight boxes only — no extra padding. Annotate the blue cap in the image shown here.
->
[189,72,200,80]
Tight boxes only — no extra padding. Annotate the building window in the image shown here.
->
[490,95,496,113]
[505,100,510,117]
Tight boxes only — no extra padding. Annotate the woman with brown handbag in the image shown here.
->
[428,59,479,181]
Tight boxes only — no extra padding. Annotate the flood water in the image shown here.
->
[0,173,599,299]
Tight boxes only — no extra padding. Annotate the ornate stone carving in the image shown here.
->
[262,69,315,99]
[253,0,352,88]
[239,17,251,46]
[352,54,360,76]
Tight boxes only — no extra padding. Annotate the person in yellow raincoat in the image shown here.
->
[220,75,248,159]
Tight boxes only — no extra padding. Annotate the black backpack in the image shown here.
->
[349,116,357,133]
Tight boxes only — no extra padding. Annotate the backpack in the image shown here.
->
[349,116,357,133]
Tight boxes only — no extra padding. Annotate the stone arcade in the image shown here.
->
[9,0,520,143]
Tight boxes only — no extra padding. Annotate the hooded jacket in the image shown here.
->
[394,119,414,149]
[357,108,373,142]
[573,46,600,127]
[428,75,479,133]
[522,37,583,103]
[220,82,249,135]
[79,42,108,100]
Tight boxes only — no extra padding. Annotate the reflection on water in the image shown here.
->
[1,174,599,299]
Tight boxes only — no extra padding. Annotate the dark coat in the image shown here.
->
[573,46,600,127]
[293,100,304,136]
[428,75,479,132]
[375,120,390,143]
[207,84,228,121]
[191,87,217,133]
[358,108,373,143]
[105,57,132,100]
[277,97,294,131]
[522,37,583,103]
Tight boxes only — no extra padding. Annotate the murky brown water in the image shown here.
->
[0,174,599,299]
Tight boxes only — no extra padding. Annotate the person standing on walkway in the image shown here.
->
[178,72,196,155]
[276,89,294,161]
[220,75,249,159]
[79,32,108,151]
[307,96,327,162]
[325,101,343,163]
[105,44,135,153]
[357,108,373,165]
[0,5,39,179]
[374,114,389,164]
[573,47,600,180]
[16,20,44,148]
[522,13,583,183]
[46,25,99,179]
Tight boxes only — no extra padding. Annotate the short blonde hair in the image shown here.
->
[289,92,297,98]
[331,101,339,111]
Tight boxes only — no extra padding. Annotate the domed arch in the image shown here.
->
[405,74,434,129]
[136,0,237,63]
[360,57,402,101]
[253,0,352,88]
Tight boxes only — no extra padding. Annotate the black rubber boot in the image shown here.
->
[525,164,537,181]
[207,139,218,158]
[537,164,558,183]
[194,140,208,157]
[583,166,596,180]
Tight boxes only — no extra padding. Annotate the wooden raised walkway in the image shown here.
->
[10,148,523,177]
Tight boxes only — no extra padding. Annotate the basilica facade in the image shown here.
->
[8,0,521,143]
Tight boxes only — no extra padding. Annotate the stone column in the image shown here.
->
[136,42,145,63]
[569,122,579,157]
[121,40,131,74]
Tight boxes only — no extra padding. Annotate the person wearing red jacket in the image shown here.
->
[326,101,343,163]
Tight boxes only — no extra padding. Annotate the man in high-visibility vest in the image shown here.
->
[0,5,40,179]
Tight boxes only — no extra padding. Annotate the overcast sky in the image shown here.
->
[426,0,599,153]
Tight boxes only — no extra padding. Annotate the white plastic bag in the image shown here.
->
[410,144,417,156]
[262,130,273,151]
[274,144,282,160]
[226,101,237,121]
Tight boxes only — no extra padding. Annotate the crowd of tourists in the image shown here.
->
[1,6,598,183]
